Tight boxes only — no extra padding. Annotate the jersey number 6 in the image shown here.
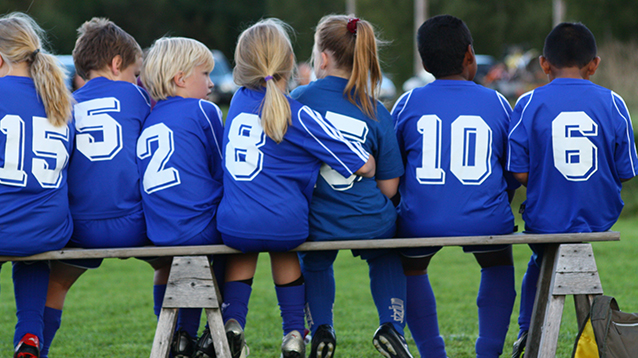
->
[416,115,492,185]
[552,111,598,181]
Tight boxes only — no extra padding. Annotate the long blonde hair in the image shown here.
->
[234,18,295,143]
[314,15,382,119]
[0,13,72,127]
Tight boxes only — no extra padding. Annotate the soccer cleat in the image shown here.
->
[225,319,246,358]
[511,330,528,358]
[280,330,305,358]
[372,323,414,358]
[14,333,40,358]
[309,324,336,358]
[193,327,216,358]
[171,328,195,358]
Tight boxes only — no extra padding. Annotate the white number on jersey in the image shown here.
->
[0,114,70,188]
[319,112,367,191]
[416,115,492,185]
[137,123,181,194]
[74,98,123,161]
[552,111,598,181]
[225,113,265,181]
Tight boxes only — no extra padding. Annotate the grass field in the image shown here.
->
[1,201,638,357]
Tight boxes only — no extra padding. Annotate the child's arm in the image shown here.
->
[377,177,399,198]
[355,155,376,178]
[512,172,528,187]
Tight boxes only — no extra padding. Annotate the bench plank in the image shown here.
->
[0,231,620,261]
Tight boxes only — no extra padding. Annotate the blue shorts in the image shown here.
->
[222,234,305,253]
[62,210,152,269]
[156,217,222,246]
[400,244,511,258]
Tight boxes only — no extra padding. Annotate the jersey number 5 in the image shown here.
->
[74,98,123,161]
[416,115,492,185]
[552,111,598,181]
[0,115,70,188]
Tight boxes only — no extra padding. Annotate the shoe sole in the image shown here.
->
[312,342,335,358]
[227,330,244,358]
[373,335,411,358]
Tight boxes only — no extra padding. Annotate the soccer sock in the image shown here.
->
[518,256,540,335]
[153,284,167,319]
[405,274,447,358]
[300,260,335,334]
[275,281,305,336]
[368,252,406,335]
[40,306,62,358]
[177,308,202,338]
[12,261,49,347]
[211,254,227,298]
[222,281,252,329]
[476,265,516,358]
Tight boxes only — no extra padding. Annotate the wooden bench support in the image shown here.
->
[524,243,603,358]
[150,256,231,358]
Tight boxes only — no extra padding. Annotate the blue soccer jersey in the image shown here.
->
[217,87,370,242]
[291,76,404,240]
[137,97,224,245]
[392,80,516,238]
[68,77,151,220]
[507,78,638,233]
[0,76,74,256]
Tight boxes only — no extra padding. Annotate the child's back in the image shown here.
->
[393,80,515,237]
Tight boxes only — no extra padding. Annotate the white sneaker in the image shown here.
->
[281,330,305,358]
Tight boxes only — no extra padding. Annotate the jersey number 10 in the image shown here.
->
[416,115,492,185]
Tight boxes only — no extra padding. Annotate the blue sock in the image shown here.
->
[13,261,49,347]
[177,308,202,338]
[518,256,540,335]
[299,251,337,335]
[368,252,406,335]
[212,255,226,298]
[153,284,167,319]
[476,265,516,358]
[41,307,62,358]
[275,284,305,335]
[222,281,252,329]
[406,274,447,358]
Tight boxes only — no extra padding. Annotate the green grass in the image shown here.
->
[2,214,638,357]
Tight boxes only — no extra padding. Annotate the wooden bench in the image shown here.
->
[0,231,620,358]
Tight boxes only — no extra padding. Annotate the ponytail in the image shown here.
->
[315,15,383,119]
[0,13,72,127]
[234,19,295,143]
[30,51,73,127]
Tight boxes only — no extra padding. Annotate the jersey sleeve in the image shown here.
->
[391,90,413,165]
[611,92,638,179]
[375,106,404,180]
[198,100,225,175]
[507,92,533,173]
[296,106,370,178]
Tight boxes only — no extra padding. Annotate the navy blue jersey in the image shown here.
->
[217,87,370,241]
[68,77,151,220]
[137,97,224,245]
[392,80,516,238]
[507,78,638,233]
[0,76,74,256]
[291,76,403,240]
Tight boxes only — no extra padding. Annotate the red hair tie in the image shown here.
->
[347,18,359,34]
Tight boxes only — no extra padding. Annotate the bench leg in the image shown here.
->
[150,308,178,358]
[205,307,232,358]
[537,295,565,357]
[524,243,559,358]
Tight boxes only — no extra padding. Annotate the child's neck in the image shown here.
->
[436,74,470,81]
[548,66,591,81]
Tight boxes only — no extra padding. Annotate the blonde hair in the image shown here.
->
[0,12,72,127]
[142,37,215,101]
[314,15,382,119]
[73,17,142,81]
[234,18,295,143]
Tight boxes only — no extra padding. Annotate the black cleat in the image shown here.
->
[372,323,414,358]
[512,331,528,358]
[193,327,217,358]
[309,325,336,358]
[171,328,195,358]
[225,319,246,358]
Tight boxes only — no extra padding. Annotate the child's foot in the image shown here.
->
[170,328,195,358]
[372,323,413,358]
[309,324,336,358]
[225,319,246,358]
[14,333,40,358]
[512,330,528,358]
[281,330,305,358]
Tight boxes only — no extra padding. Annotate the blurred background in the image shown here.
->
[3,0,638,212]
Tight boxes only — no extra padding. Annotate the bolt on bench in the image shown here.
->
[0,231,619,358]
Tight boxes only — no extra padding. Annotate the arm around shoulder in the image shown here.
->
[355,155,376,178]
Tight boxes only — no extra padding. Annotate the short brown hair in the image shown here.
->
[72,18,142,80]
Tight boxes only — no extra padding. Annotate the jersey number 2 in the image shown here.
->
[137,123,180,194]
[416,115,492,185]
[0,115,70,188]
